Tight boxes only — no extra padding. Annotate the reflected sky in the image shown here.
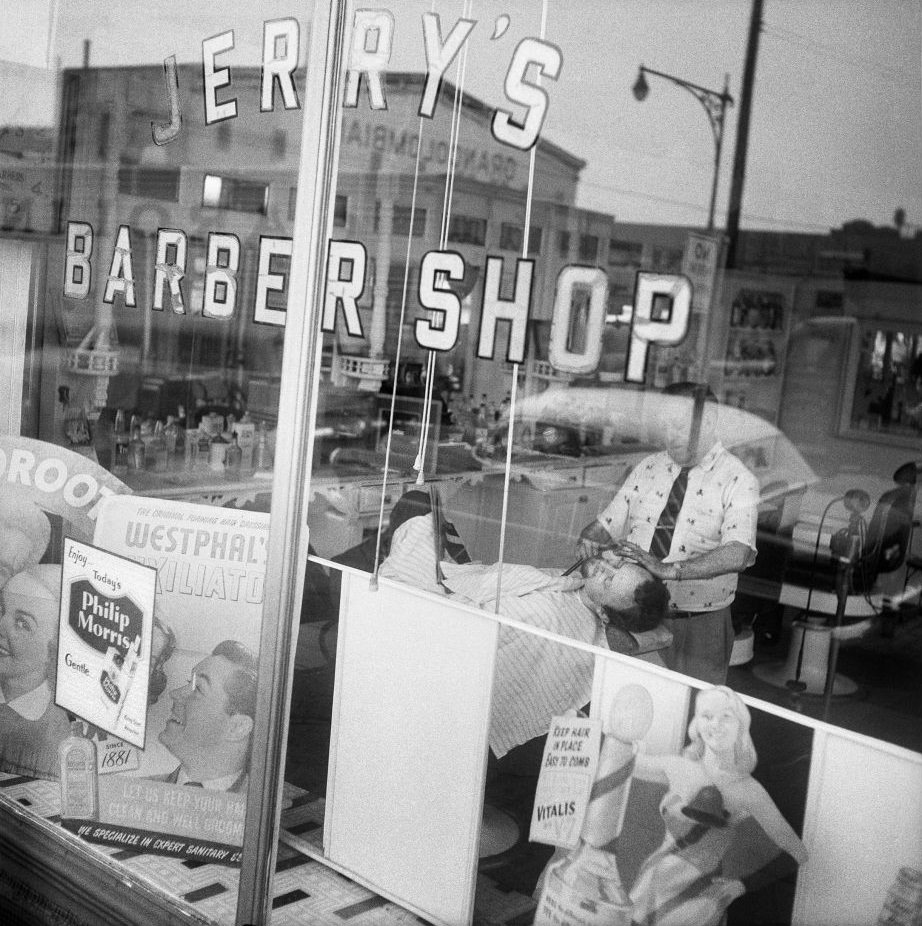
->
[2,0,919,233]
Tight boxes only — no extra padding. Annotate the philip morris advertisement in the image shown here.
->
[55,538,157,748]
[57,495,268,865]
[0,437,130,780]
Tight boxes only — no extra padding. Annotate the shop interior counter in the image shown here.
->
[121,468,275,511]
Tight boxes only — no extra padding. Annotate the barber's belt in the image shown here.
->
[666,609,719,620]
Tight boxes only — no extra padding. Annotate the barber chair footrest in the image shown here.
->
[751,620,861,696]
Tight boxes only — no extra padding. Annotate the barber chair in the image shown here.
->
[752,464,917,703]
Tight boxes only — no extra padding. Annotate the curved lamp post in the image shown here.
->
[632,65,734,231]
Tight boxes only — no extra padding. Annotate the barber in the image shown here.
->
[577,382,759,684]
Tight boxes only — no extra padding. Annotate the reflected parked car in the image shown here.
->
[510,384,818,508]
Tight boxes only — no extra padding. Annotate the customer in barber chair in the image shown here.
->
[379,511,673,759]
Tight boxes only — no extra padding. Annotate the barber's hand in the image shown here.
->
[613,540,676,581]
[577,536,600,561]
[577,522,611,560]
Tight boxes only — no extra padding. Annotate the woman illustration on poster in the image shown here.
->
[0,564,72,779]
[629,685,808,926]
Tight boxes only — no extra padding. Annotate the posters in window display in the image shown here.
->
[532,680,811,926]
[0,440,266,863]
[55,495,268,864]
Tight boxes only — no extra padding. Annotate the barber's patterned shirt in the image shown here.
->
[597,442,759,612]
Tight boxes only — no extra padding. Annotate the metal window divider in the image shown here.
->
[235,2,348,923]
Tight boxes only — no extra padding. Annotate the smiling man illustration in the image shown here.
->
[157,639,257,792]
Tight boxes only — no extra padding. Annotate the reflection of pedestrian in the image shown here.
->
[0,565,71,779]
[156,639,256,792]
[629,686,807,926]
[578,383,759,684]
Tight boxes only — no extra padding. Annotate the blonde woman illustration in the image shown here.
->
[629,685,808,926]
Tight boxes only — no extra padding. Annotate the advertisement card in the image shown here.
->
[529,715,601,849]
[55,538,156,748]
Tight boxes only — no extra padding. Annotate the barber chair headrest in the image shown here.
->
[893,461,922,486]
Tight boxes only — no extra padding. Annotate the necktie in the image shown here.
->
[650,467,691,560]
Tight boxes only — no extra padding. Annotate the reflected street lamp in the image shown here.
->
[632,64,734,232]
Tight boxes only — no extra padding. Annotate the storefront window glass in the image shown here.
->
[846,324,922,437]
[304,1,921,923]
[2,1,920,924]
[0,3,319,923]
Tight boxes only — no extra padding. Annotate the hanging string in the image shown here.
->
[372,0,473,577]
[370,8,438,585]
[494,0,548,611]
[415,0,473,483]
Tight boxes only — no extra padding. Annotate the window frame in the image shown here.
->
[838,318,922,448]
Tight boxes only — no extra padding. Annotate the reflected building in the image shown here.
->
[18,63,922,495]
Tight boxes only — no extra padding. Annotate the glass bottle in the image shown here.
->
[254,421,273,470]
[196,425,212,470]
[128,417,146,471]
[461,394,476,444]
[234,411,256,472]
[225,433,243,479]
[163,414,179,457]
[209,426,228,472]
[139,414,155,451]
[150,420,168,472]
[112,408,129,476]
[474,397,490,453]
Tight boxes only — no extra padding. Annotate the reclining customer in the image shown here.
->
[378,513,672,757]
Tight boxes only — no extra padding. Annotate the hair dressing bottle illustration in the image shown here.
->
[59,720,99,820]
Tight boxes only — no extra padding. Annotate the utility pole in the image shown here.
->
[725,0,763,268]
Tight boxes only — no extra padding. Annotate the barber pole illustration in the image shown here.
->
[534,684,654,926]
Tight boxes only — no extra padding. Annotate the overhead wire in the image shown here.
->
[762,21,918,84]
[415,3,473,485]
[493,0,549,612]
[370,5,435,584]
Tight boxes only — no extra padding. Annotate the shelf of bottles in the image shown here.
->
[444,391,513,462]
[90,407,275,495]
[718,287,789,422]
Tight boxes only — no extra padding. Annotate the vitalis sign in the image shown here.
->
[60,9,693,381]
